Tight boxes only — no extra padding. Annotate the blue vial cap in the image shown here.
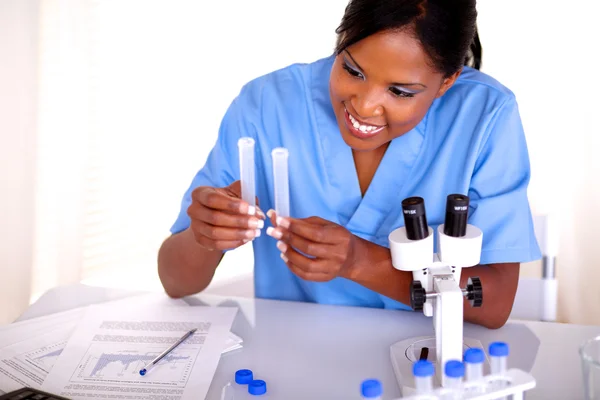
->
[248,379,267,395]
[464,348,485,364]
[444,360,465,378]
[413,360,434,377]
[235,369,253,384]
[361,379,383,398]
[489,342,509,357]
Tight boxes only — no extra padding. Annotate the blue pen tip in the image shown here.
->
[139,369,146,376]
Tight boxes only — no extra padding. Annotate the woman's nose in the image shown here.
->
[351,89,384,118]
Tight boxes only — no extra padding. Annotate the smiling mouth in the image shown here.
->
[343,107,386,139]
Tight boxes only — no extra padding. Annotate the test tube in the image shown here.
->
[413,360,434,394]
[401,197,429,240]
[489,342,508,376]
[360,379,382,400]
[238,137,256,213]
[489,342,509,399]
[444,360,464,392]
[271,148,290,218]
[463,348,484,382]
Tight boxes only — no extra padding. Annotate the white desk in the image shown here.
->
[15,284,599,399]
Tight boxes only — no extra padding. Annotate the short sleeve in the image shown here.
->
[468,96,542,264]
[169,94,257,234]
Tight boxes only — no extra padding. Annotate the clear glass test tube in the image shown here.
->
[238,137,256,213]
[271,148,290,218]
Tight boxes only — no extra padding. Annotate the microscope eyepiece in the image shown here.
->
[402,196,429,240]
[444,194,469,237]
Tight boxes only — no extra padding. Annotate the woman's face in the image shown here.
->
[329,29,460,152]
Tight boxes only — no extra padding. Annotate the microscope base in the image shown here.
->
[390,335,487,396]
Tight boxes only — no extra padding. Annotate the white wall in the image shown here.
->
[0,0,40,324]
[477,2,600,324]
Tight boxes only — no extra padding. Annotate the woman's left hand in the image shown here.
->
[265,211,362,281]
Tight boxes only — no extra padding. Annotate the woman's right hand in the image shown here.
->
[186,181,265,251]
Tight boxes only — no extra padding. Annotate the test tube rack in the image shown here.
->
[393,368,536,400]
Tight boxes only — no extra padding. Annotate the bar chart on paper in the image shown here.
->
[70,343,197,387]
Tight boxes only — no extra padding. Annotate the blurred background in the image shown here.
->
[1,0,599,325]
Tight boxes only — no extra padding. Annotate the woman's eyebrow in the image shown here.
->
[344,49,428,89]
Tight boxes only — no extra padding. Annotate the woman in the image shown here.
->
[158,0,540,329]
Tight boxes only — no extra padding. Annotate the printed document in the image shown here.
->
[0,325,75,392]
[41,302,237,400]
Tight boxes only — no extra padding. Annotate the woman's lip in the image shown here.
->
[343,108,386,139]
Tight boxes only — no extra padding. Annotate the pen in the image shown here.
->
[139,328,197,376]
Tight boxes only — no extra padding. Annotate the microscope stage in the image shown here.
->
[390,335,488,396]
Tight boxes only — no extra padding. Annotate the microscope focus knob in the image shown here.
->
[410,281,426,311]
[466,276,483,307]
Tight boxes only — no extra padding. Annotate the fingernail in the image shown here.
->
[248,218,264,229]
[280,253,288,263]
[267,209,275,219]
[276,240,287,252]
[247,205,256,216]
[257,208,266,219]
[245,230,255,239]
[255,229,261,237]
[266,227,282,239]
[276,216,290,229]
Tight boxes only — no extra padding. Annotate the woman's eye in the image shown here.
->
[342,62,364,79]
[389,87,415,98]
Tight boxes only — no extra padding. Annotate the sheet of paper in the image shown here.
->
[0,308,85,349]
[0,324,75,392]
[41,302,237,400]
[0,293,187,350]
[222,332,243,354]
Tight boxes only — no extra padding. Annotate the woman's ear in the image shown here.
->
[436,68,462,98]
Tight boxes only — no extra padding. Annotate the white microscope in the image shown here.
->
[388,194,486,395]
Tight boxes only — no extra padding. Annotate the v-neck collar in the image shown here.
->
[311,56,428,236]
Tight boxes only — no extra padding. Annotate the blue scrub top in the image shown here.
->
[170,55,541,310]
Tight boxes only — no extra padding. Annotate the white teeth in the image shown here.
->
[348,111,381,134]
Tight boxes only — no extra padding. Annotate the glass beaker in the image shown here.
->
[581,336,600,399]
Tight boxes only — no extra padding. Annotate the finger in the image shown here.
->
[188,203,264,229]
[280,253,334,282]
[193,220,258,241]
[278,218,339,244]
[255,198,266,219]
[278,243,331,274]
[193,187,253,215]
[195,236,248,252]
[267,209,277,227]
[278,230,337,259]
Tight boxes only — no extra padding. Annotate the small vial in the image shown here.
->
[360,379,382,400]
[489,342,509,376]
[413,360,434,394]
[444,360,464,391]
[463,348,484,382]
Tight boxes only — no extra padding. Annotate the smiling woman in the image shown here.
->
[158,0,541,329]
